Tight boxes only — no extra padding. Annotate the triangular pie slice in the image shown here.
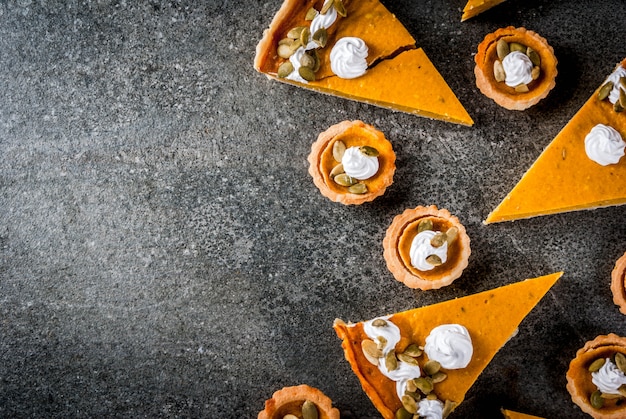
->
[254,0,473,126]
[486,59,626,223]
[333,272,563,419]
[461,0,507,22]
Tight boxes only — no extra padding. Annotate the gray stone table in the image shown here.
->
[1,0,626,417]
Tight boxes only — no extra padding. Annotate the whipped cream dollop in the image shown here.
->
[363,317,421,399]
[330,37,368,79]
[603,65,626,104]
[309,2,337,37]
[424,324,473,370]
[502,51,534,87]
[592,358,626,394]
[418,398,445,419]
[584,124,626,166]
[342,146,379,179]
[409,230,448,271]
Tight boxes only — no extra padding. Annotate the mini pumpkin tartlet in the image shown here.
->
[382,205,470,290]
[308,120,395,205]
[566,334,626,418]
[258,384,340,419]
[611,252,626,315]
[474,26,557,110]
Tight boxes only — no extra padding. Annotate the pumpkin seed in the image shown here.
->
[494,59,506,82]
[329,163,344,178]
[431,371,448,383]
[614,101,624,112]
[397,353,419,366]
[515,83,530,93]
[298,66,316,82]
[305,7,317,20]
[334,0,347,17]
[348,183,368,194]
[283,415,298,419]
[277,61,294,78]
[414,377,433,394]
[598,81,614,101]
[496,39,509,60]
[620,88,626,109]
[423,360,441,376]
[531,65,541,81]
[302,400,318,419]
[395,407,413,419]
[277,43,295,59]
[426,254,443,266]
[403,343,423,357]
[372,318,387,327]
[620,76,626,91]
[442,400,457,419]
[299,52,316,69]
[310,50,321,72]
[320,0,333,14]
[377,336,387,350]
[332,140,346,162]
[588,358,605,372]
[417,219,433,233]
[430,232,446,248]
[401,394,417,414]
[445,227,458,244]
[300,27,310,47]
[312,27,328,48]
[385,350,398,371]
[526,47,541,67]
[406,379,418,393]
[600,392,623,399]
[287,26,306,40]
[359,145,379,157]
[616,353,626,373]
[405,391,421,402]
[426,393,438,400]
[509,42,526,53]
[361,339,382,363]
[591,390,604,409]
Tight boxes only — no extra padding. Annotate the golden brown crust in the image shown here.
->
[257,384,340,419]
[566,334,626,419]
[474,27,557,110]
[307,120,395,205]
[382,205,471,290]
[611,252,626,315]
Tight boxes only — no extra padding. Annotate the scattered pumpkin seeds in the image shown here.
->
[298,66,316,82]
[620,88,626,109]
[442,400,457,419]
[299,52,316,69]
[283,415,298,419]
[417,219,433,233]
[430,232,446,248]
[426,254,443,266]
[329,163,344,178]
[377,336,387,350]
[348,183,368,194]
[361,339,382,364]
[334,0,347,17]
[527,47,541,67]
[509,42,526,53]
[332,140,346,162]
[431,371,448,384]
[403,343,423,357]
[302,400,319,419]
[277,43,295,59]
[616,352,626,373]
[515,83,530,93]
[397,353,419,366]
[600,392,623,400]
[401,394,417,414]
[423,360,441,376]
[445,227,458,244]
[591,390,604,409]
[395,407,413,419]
[277,61,294,78]
[589,358,605,372]
[305,7,317,20]
[287,26,306,40]
[413,377,434,394]
[333,173,357,186]
[598,81,614,101]
[312,28,328,48]
[299,27,310,48]
[320,0,333,14]
[406,379,417,393]
[496,39,510,60]
[494,59,506,82]
[531,65,541,81]
[359,145,379,157]
[385,350,398,371]
[372,318,387,327]
[614,101,624,112]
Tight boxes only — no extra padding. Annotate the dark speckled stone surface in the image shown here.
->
[1,0,626,417]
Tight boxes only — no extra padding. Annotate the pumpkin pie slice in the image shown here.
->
[485,58,626,223]
[254,0,473,126]
[461,0,507,22]
[333,272,563,419]
[610,251,626,315]
[501,408,545,419]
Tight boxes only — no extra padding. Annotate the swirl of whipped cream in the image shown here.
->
[584,124,626,166]
[341,146,379,179]
[418,399,445,419]
[309,2,337,39]
[502,51,534,87]
[363,317,421,399]
[592,358,626,394]
[330,37,368,79]
[603,66,626,104]
[285,48,308,83]
[424,324,473,369]
[409,230,448,271]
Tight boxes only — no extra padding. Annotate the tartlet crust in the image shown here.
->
[382,205,471,290]
[257,384,340,419]
[566,334,626,419]
[611,252,626,315]
[474,26,557,110]
[307,120,395,205]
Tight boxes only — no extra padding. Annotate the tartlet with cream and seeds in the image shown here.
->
[258,384,340,419]
[308,120,395,205]
[382,205,470,290]
[566,334,626,419]
[474,27,557,110]
[611,252,626,315]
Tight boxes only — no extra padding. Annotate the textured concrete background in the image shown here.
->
[1,0,626,417]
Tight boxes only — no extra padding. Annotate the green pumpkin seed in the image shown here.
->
[395,407,413,419]
[406,379,418,393]
[442,400,457,419]
[445,227,458,244]
[312,27,328,48]
[299,52,316,69]
[397,353,419,365]
[527,47,541,67]
[348,183,367,194]
[588,358,605,372]
[496,39,510,60]
[372,318,387,327]
[405,391,421,402]
[509,42,526,53]
[302,400,319,419]
[332,140,346,162]
[361,339,382,365]
[430,232,446,248]
[334,0,347,17]
[401,394,417,414]
[614,100,624,113]
[591,390,604,409]
[426,254,442,266]
[277,61,294,78]
[616,353,626,373]
[377,336,387,350]
[426,393,438,400]
[287,26,306,40]
[531,65,541,81]
[283,415,298,419]
[277,43,295,59]
[300,27,310,47]
[320,0,333,14]
[620,88,626,109]
[298,66,316,82]
[431,371,447,383]
[598,81,614,101]
[423,360,441,376]
[329,163,344,178]
[494,59,506,82]
[403,343,423,357]
[413,377,433,394]
[305,7,317,20]
[385,350,398,371]
[417,219,433,233]
[359,145,379,157]
[310,50,321,72]
[515,83,530,93]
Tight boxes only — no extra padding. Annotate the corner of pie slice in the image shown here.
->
[254,0,473,126]
[501,408,545,419]
[333,272,563,419]
[485,58,626,224]
[461,0,507,22]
